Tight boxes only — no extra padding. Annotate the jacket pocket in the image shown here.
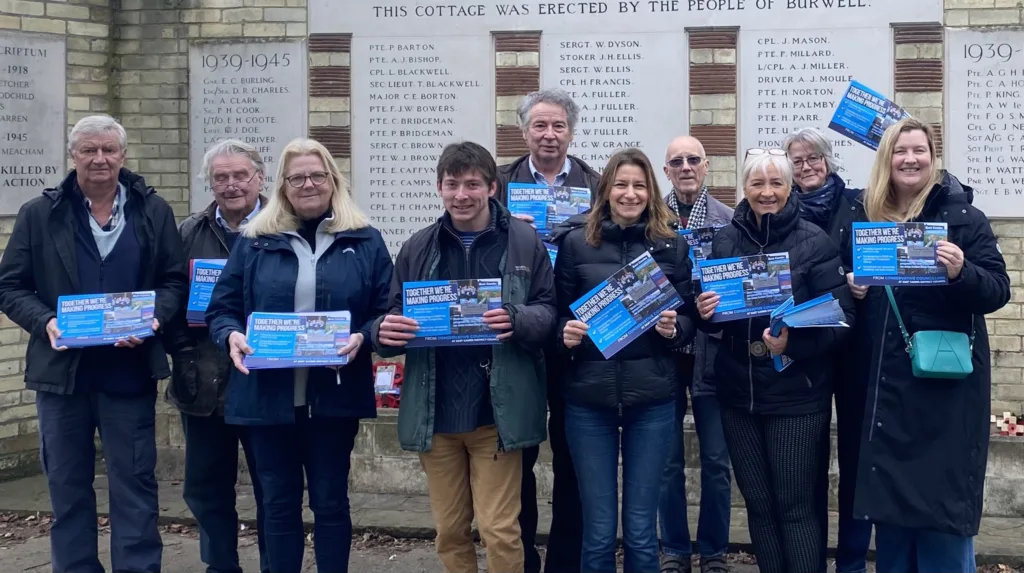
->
[169,349,200,405]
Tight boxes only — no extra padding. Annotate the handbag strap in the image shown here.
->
[884,286,913,353]
[884,285,976,352]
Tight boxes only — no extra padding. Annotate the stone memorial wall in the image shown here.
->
[353,35,492,255]
[189,40,307,210]
[739,27,890,188]
[946,29,1024,219]
[0,31,65,215]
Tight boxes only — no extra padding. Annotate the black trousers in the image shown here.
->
[721,408,830,573]
[521,395,583,573]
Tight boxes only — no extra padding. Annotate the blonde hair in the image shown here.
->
[243,138,368,238]
[864,118,942,223]
[585,148,676,247]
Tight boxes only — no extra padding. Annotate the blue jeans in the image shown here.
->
[181,413,268,573]
[246,413,359,573]
[566,401,676,573]
[659,390,732,559]
[875,523,976,573]
[37,390,162,573]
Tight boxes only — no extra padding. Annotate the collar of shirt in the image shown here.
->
[528,156,571,187]
[83,182,126,232]
[215,198,262,231]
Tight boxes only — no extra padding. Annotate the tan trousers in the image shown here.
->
[419,424,525,573]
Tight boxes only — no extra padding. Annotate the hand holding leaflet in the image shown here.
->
[55,291,157,348]
[187,259,227,325]
[568,251,682,359]
[402,279,503,347]
[767,293,849,372]
[698,253,793,322]
[852,222,948,286]
[242,311,353,371]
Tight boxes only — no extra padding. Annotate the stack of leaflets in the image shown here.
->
[699,253,793,322]
[55,291,156,348]
[507,183,591,267]
[829,80,911,151]
[243,311,352,370]
[679,226,723,282]
[187,259,227,326]
[852,222,948,286]
[402,279,503,347]
[768,293,849,372]
[569,251,682,359]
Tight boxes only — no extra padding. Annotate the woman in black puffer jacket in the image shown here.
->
[554,148,696,573]
[696,150,855,573]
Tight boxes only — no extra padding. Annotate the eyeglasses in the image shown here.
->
[791,154,824,170]
[667,155,704,168]
[745,148,787,158]
[211,170,258,190]
[285,171,329,188]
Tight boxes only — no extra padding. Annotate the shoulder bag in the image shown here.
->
[884,286,974,379]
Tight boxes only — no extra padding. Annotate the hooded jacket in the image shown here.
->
[842,172,1010,537]
[703,192,856,416]
[553,217,696,411]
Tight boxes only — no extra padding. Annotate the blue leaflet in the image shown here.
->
[402,279,503,347]
[186,258,226,325]
[769,293,849,372]
[678,225,723,282]
[244,311,351,370]
[55,291,156,348]
[700,253,793,322]
[569,251,682,359]
[828,80,910,151]
[544,242,558,268]
[507,183,590,237]
[852,222,948,286]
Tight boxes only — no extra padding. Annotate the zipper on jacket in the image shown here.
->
[617,239,629,416]
[868,308,890,442]
[747,318,754,413]
[738,211,771,254]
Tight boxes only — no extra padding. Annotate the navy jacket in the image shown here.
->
[206,225,393,425]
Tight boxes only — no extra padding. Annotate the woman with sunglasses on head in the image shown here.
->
[840,119,1008,573]
[206,138,393,573]
[784,130,872,573]
[695,148,855,573]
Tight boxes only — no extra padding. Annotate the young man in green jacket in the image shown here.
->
[373,141,556,573]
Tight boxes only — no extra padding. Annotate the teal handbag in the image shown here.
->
[885,286,974,379]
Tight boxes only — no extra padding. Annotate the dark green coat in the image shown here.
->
[372,200,557,452]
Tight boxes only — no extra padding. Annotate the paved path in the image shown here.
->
[0,475,1021,569]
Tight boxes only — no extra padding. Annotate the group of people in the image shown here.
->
[0,85,1008,573]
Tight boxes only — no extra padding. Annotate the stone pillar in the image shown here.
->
[494,33,540,166]
[687,29,738,205]
[308,33,352,185]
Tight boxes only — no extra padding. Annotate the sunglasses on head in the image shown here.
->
[745,148,787,158]
[667,155,704,168]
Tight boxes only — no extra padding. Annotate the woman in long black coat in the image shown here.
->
[842,118,1010,573]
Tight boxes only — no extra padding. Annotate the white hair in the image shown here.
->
[517,88,580,131]
[783,127,842,174]
[200,139,265,181]
[68,115,127,155]
[742,153,794,190]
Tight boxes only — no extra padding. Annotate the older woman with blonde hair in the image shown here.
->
[206,137,393,573]
[841,118,1009,573]
[696,149,855,573]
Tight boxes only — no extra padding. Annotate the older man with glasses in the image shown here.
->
[165,139,269,573]
[658,136,734,573]
[0,114,187,573]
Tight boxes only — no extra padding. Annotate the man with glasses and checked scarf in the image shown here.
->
[657,136,735,573]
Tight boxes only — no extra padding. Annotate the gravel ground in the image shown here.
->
[0,512,1016,573]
